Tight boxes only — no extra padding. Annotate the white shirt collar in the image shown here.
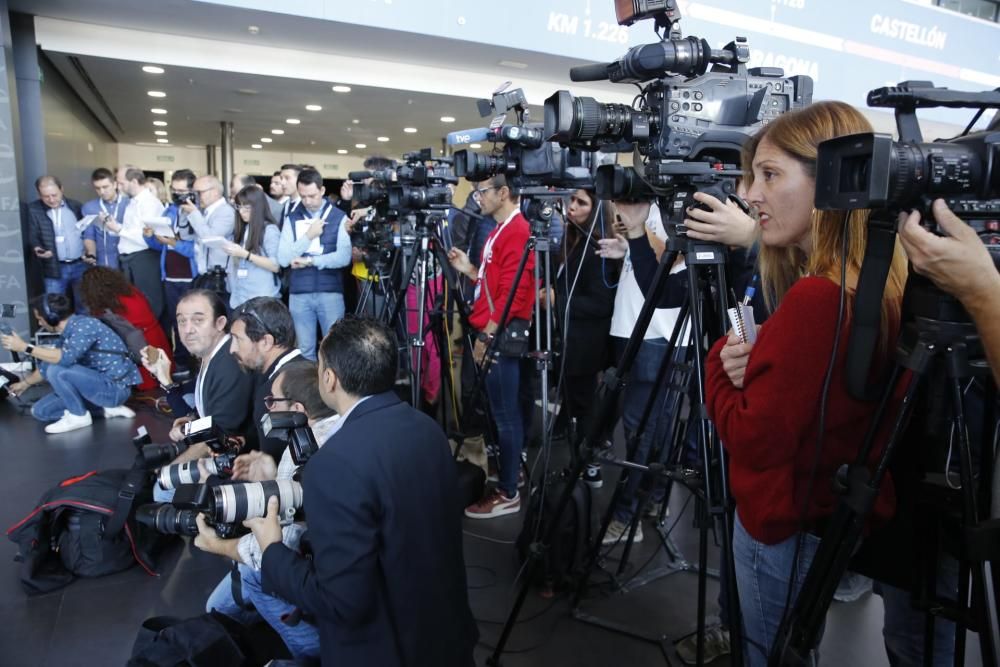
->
[326,395,373,439]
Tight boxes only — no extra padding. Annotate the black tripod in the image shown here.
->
[487,216,744,666]
[771,273,1000,667]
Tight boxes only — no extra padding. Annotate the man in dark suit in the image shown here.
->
[247,317,478,667]
[141,288,254,467]
[25,175,86,308]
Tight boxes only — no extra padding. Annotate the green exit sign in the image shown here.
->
[156,155,175,163]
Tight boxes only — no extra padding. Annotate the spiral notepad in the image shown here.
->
[727,304,757,345]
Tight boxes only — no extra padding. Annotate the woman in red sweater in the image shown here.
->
[80,266,174,392]
[704,101,908,665]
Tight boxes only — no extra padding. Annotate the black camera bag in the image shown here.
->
[128,612,294,667]
[6,467,158,595]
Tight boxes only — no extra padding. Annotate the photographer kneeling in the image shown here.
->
[703,101,909,665]
[193,362,337,660]
[1,293,140,433]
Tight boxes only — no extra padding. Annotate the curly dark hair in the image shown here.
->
[80,266,134,314]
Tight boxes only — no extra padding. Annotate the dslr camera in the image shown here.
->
[260,411,320,466]
[172,191,198,207]
[136,479,303,539]
[134,417,242,475]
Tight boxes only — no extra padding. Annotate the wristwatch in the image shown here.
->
[476,332,494,343]
[24,344,34,356]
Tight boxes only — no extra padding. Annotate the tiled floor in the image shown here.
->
[0,397,984,666]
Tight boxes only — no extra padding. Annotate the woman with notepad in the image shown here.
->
[222,186,282,309]
[704,101,909,666]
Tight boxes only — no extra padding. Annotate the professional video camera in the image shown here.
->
[260,411,319,466]
[815,81,1000,237]
[541,0,811,211]
[350,148,456,214]
[450,84,595,192]
[136,479,303,539]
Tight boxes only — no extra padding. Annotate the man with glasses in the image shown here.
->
[117,167,167,320]
[277,168,352,360]
[229,297,311,459]
[181,175,236,274]
[194,361,337,660]
[448,174,536,519]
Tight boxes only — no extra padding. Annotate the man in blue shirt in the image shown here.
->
[0,294,141,434]
[81,167,128,269]
[25,176,86,308]
[277,168,352,360]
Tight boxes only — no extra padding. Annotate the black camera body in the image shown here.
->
[350,148,456,215]
[135,479,303,539]
[260,411,319,466]
[815,81,1000,232]
[454,123,596,193]
[172,191,198,207]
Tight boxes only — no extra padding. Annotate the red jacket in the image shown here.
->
[469,211,535,331]
[706,276,899,545]
[118,288,173,392]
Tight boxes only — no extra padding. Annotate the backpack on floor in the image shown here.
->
[6,467,159,595]
[516,468,595,591]
[128,612,294,667]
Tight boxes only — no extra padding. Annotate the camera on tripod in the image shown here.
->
[260,411,319,466]
[450,84,595,194]
[815,81,1000,251]
[350,148,456,215]
[135,479,303,539]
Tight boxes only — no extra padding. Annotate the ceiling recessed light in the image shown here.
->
[337,149,348,154]
[156,138,169,144]
[332,85,351,93]
[237,88,259,96]
[248,25,260,35]
[260,137,273,143]
[440,116,456,123]
[352,119,360,125]
[305,104,322,111]
[498,59,528,69]
[147,91,166,98]
[355,143,367,149]
[376,136,389,142]
[154,130,168,136]
[142,65,164,74]
[251,143,262,149]
[403,127,418,133]
[150,108,167,114]
[153,120,168,127]
[470,143,482,148]
[286,118,300,125]
[271,129,284,135]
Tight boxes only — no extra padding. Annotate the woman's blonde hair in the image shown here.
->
[742,101,908,348]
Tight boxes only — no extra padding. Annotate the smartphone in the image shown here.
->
[143,345,159,364]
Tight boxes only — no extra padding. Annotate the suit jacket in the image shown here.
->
[199,343,254,435]
[25,198,84,279]
[261,392,478,667]
[267,197,284,230]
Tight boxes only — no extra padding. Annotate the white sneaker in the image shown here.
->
[103,405,135,419]
[602,518,643,545]
[45,410,93,434]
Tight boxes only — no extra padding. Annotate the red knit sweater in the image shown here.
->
[469,211,536,330]
[706,276,899,545]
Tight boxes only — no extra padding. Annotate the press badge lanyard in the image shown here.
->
[475,209,517,303]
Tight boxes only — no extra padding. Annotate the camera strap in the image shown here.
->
[845,217,898,401]
[103,467,147,540]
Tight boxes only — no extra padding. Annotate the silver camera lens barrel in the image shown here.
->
[157,456,219,489]
[212,479,303,524]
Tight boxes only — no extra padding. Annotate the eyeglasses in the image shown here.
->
[472,186,498,198]
[264,395,294,410]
